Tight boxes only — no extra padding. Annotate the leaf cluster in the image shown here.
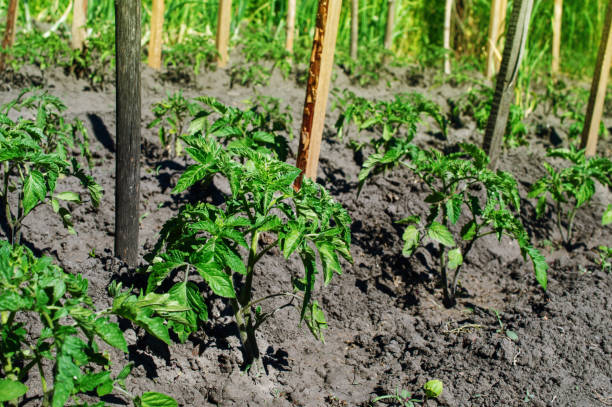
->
[0,241,180,407]
[229,29,292,88]
[333,89,447,149]
[529,146,611,245]
[148,91,203,158]
[143,135,352,364]
[0,241,126,407]
[449,83,528,148]
[189,96,291,161]
[163,35,218,77]
[0,89,101,244]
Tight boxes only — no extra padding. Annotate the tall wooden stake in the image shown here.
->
[350,0,358,59]
[295,0,343,189]
[115,0,141,267]
[486,0,505,79]
[148,0,164,69]
[71,0,87,51]
[216,0,232,68]
[384,0,396,52]
[483,0,533,169]
[286,0,296,52]
[581,0,612,156]
[444,0,453,74]
[0,0,19,71]
[552,0,563,74]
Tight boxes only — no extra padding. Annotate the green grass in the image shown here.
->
[0,0,607,79]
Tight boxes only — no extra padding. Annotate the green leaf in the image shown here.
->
[424,191,445,203]
[173,164,211,193]
[54,191,82,203]
[446,194,462,225]
[427,222,455,247]
[316,241,342,285]
[447,248,463,270]
[94,317,128,352]
[525,245,548,290]
[282,222,302,259]
[216,242,246,275]
[0,379,28,402]
[138,392,178,407]
[402,226,420,257]
[602,204,612,226]
[396,215,420,225]
[23,170,47,215]
[506,330,518,341]
[195,263,236,298]
[460,220,477,241]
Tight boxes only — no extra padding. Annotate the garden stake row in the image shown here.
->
[350,0,358,59]
[444,0,453,74]
[216,0,232,68]
[295,0,343,190]
[286,0,296,52]
[70,0,87,51]
[552,0,563,75]
[148,0,164,69]
[115,0,141,267]
[486,0,507,79]
[384,0,396,56]
[0,0,19,71]
[483,0,533,169]
[581,0,612,156]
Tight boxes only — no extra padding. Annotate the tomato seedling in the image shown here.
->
[144,136,352,371]
[528,146,611,246]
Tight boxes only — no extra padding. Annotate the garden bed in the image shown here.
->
[1,61,611,407]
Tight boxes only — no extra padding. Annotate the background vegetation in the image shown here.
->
[0,0,608,78]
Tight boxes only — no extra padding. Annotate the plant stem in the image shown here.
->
[566,207,578,244]
[440,243,452,307]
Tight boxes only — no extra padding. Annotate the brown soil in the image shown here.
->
[1,59,611,407]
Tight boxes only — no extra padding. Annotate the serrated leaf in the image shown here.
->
[424,191,445,203]
[138,392,178,407]
[54,191,81,203]
[447,248,463,269]
[525,245,548,290]
[173,164,211,193]
[446,194,462,225]
[94,317,128,352]
[427,222,455,247]
[402,226,419,257]
[282,223,302,259]
[396,215,420,225]
[195,263,236,298]
[23,170,46,215]
[460,220,477,241]
[317,241,341,285]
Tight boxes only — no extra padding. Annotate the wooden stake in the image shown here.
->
[581,0,612,156]
[115,0,141,267]
[295,0,343,189]
[0,0,19,71]
[71,0,87,51]
[444,0,453,74]
[350,0,358,59]
[216,0,232,68]
[552,0,562,74]
[483,0,534,169]
[486,0,502,79]
[384,0,396,52]
[286,0,296,52]
[148,0,164,69]
[495,0,508,72]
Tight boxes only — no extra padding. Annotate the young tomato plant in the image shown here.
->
[190,96,290,161]
[528,147,611,246]
[363,143,547,307]
[148,91,202,158]
[0,91,101,244]
[144,136,352,370]
[0,241,179,407]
